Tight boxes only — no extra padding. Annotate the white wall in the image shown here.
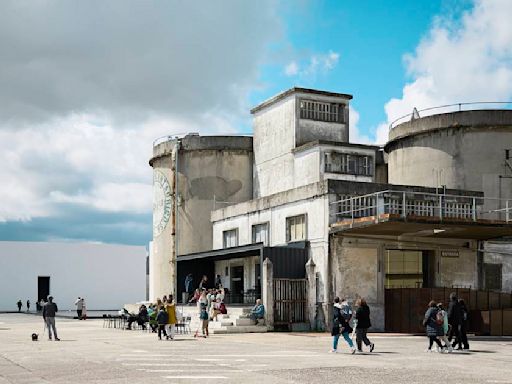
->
[0,241,146,311]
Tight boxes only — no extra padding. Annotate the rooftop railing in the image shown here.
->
[331,190,512,226]
[389,102,512,131]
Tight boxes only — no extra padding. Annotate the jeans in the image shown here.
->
[46,317,58,339]
[333,332,353,350]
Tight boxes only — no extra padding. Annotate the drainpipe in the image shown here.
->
[171,139,181,299]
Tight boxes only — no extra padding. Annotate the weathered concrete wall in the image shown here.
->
[253,95,297,198]
[483,241,512,292]
[330,237,383,330]
[436,249,478,289]
[387,111,512,209]
[149,135,253,301]
[293,147,321,188]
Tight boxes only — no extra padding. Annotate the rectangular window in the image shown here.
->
[385,250,424,288]
[299,99,345,123]
[286,214,306,242]
[223,229,238,248]
[324,152,373,176]
[252,223,269,246]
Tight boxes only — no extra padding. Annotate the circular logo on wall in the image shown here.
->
[153,170,173,237]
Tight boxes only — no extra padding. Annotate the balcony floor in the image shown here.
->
[330,213,512,240]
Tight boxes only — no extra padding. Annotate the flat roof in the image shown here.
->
[292,140,381,154]
[250,87,353,114]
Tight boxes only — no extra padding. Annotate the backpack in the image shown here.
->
[341,304,352,321]
[436,310,444,325]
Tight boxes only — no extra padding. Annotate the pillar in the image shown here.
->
[305,258,317,330]
[262,258,274,330]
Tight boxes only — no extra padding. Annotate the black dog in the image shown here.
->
[31,333,38,341]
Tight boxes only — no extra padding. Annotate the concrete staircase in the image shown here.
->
[179,305,267,335]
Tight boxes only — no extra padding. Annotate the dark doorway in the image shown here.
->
[255,263,261,292]
[38,276,50,302]
[231,266,244,303]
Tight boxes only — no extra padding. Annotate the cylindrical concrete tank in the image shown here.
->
[149,134,253,301]
[385,110,512,204]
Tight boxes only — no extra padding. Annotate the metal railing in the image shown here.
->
[389,102,512,131]
[331,190,512,225]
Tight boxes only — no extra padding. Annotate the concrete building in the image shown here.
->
[149,87,512,332]
[148,134,253,301]
[0,241,146,311]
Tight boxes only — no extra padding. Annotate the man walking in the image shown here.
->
[43,296,60,341]
[17,300,22,312]
[26,300,30,312]
[74,297,84,319]
[447,292,462,349]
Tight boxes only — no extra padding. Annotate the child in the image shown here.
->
[156,307,168,340]
[199,303,209,337]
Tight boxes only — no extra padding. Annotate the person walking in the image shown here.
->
[43,296,60,341]
[423,300,443,352]
[437,303,453,353]
[165,295,177,340]
[447,292,462,349]
[74,297,84,319]
[354,298,375,353]
[331,297,356,354]
[459,299,470,350]
[156,306,168,340]
[17,300,22,312]
[26,300,30,312]
[199,303,209,337]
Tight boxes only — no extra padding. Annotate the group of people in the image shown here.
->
[423,292,470,353]
[74,297,87,320]
[16,299,31,312]
[331,297,375,354]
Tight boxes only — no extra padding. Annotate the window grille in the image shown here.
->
[324,152,373,176]
[299,100,345,123]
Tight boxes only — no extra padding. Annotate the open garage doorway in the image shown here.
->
[385,250,434,289]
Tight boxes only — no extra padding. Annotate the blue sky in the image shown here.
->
[0,0,511,245]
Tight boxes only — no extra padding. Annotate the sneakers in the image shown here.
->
[425,348,432,353]
[330,349,338,353]
[54,338,60,341]
[370,343,375,352]
[351,347,356,355]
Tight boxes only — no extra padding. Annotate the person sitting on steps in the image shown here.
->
[250,299,265,324]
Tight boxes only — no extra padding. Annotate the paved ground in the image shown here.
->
[1,313,511,384]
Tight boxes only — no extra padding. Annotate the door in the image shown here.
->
[38,276,50,302]
[230,266,244,303]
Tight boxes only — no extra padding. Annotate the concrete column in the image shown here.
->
[262,258,274,330]
[305,258,316,330]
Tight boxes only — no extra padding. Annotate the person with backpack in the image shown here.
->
[156,306,168,340]
[447,292,462,349]
[458,299,470,350]
[331,297,356,354]
[436,303,453,353]
[354,298,375,353]
[423,300,443,352]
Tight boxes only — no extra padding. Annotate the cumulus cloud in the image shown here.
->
[348,106,372,145]
[284,50,339,78]
[373,0,512,144]
[0,1,282,243]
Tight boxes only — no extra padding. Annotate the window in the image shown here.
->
[223,229,238,248]
[324,152,373,176]
[252,223,269,246]
[286,214,306,242]
[385,250,424,288]
[299,99,345,123]
[484,263,502,291]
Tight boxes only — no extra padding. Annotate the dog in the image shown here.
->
[31,333,38,341]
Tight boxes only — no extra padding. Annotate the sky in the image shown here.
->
[1,0,512,246]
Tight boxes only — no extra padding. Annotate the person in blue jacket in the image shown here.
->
[331,297,356,354]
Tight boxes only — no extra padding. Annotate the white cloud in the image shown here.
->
[0,1,282,232]
[284,50,340,78]
[374,0,512,141]
[285,61,299,76]
[348,106,372,144]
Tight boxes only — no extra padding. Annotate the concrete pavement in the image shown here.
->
[1,313,511,383]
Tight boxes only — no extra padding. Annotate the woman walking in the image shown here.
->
[331,297,356,354]
[423,300,444,352]
[354,298,375,353]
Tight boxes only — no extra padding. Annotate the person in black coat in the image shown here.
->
[458,299,470,350]
[424,300,444,352]
[331,297,356,354]
[447,292,462,348]
[354,298,375,352]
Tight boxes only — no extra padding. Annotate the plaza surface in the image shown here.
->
[1,314,511,384]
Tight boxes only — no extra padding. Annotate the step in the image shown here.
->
[234,318,254,326]
[212,325,267,334]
